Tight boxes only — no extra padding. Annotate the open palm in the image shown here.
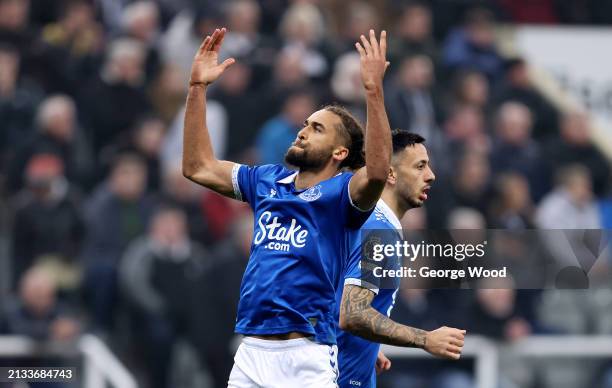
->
[190,27,235,86]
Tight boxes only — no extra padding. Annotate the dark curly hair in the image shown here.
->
[323,105,365,170]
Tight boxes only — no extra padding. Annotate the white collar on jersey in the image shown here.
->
[277,172,298,184]
[376,199,403,237]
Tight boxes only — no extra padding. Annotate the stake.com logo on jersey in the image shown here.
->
[253,211,309,252]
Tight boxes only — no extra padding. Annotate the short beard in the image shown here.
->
[284,146,330,171]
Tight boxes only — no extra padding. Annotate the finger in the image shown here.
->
[385,61,390,71]
[360,34,372,56]
[212,27,227,52]
[447,345,462,354]
[450,338,464,347]
[384,360,392,370]
[369,29,379,58]
[451,331,465,340]
[380,30,387,59]
[220,57,235,70]
[355,42,366,57]
[197,36,212,55]
[447,351,461,360]
[208,28,221,51]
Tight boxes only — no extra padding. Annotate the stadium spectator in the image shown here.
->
[2,267,80,341]
[0,43,43,164]
[490,101,548,200]
[385,54,443,142]
[388,1,437,64]
[278,3,332,82]
[162,101,228,171]
[120,205,209,388]
[536,164,601,230]
[40,0,103,71]
[430,150,492,227]
[330,52,366,122]
[256,47,311,121]
[160,5,223,84]
[159,166,213,247]
[442,8,504,83]
[192,213,252,387]
[449,69,489,112]
[220,0,276,78]
[335,1,380,53]
[543,110,611,196]
[255,89,317,165]
[148,63,186,123]
[80,38,151,156]
[209,60,262,162]
[119,1,162,82]
[535,165,601,270]
[10,153,83,285]
[488,172,535,229]
[493,58,559,139]
[82,153,155,331]
[0,0,33,51]
[128,116,165,192]
[7,94,94,193]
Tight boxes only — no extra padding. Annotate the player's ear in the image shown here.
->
[333,146,349,163]
[387,166,397,186]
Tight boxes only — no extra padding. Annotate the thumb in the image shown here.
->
[221,57,236,70]
[385,61,390,70]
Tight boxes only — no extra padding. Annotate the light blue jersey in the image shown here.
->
[232,164,373,345]
[337,200,402,388]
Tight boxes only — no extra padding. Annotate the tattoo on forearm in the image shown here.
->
[341,285,427,349]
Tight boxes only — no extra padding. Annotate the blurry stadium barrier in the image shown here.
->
[381,335,612,388]
[0,334,138,388]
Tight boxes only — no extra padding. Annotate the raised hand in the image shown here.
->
[355,29,390,92]
[424,326,466,360]
[190,27,235,86]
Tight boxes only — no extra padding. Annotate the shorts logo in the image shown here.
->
[299,185,322,202]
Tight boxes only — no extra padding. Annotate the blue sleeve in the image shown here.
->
[339,174,375,229]
[344,224,400,294]
[233,164,280,206]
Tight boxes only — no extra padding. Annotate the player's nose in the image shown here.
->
[426,167,436,182]
[297,127,307,141]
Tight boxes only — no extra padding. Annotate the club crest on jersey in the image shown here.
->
[299,185,322,202]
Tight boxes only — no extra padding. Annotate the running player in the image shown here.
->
[183,27,392,387]
[337,131,466,388]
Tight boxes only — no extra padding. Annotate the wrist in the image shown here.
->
[364,84,383,97]
[189,80,208,89]
[421,331,430,350]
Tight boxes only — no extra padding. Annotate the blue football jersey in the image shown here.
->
[337,200,402,388]
[232,163,373,345]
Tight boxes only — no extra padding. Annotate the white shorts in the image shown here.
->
[227,336,339,388]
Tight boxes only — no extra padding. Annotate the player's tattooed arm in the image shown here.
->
[339,284,466,359]
[183,27,238,198]
[339,285,426,348]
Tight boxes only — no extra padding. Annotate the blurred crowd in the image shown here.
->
[0,0,611,387]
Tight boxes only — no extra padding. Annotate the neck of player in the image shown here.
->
[381,189,407,221]
[294,164,341,191]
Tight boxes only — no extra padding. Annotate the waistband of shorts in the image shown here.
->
[242,336,317,350]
